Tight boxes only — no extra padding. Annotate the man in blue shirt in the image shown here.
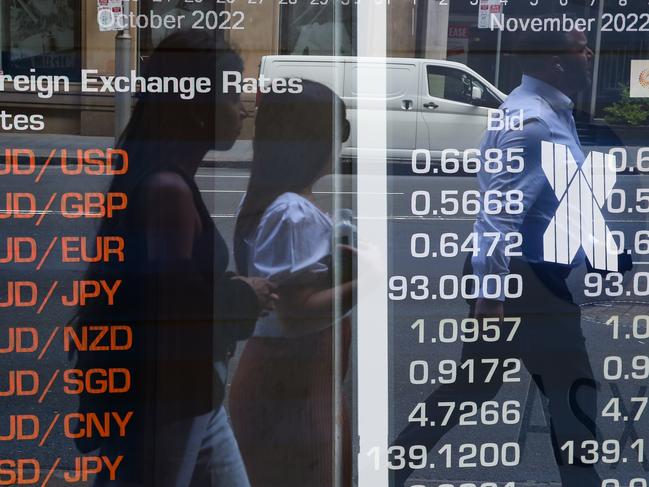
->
[472,30,593,316]
[394,29,602,487]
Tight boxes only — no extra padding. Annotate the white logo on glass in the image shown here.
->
[542,141,619,271]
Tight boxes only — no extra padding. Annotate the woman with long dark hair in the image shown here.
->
[75,31,276,487]
[229,81,354,487]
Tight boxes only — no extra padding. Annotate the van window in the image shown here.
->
[427,65,501,108]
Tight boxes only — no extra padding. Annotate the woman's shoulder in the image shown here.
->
[253,192,331,243]
[134,170,200,233]
[264,192,328,222]
[249,192,333,281]
[141,170,194,197]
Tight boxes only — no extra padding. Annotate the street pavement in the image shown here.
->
[1,165,648,486]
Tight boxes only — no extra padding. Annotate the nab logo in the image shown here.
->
[541,141,619,271]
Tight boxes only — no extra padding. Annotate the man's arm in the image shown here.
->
[472,119,552,307]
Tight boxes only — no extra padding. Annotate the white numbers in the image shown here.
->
[607,230,649,256]
[561,439,644,464]
[585,272,649,298]
[602,13,649,32]
[411,191,430,216]
[191,10,245,30]
[603,355,649,381]
[606,188,649,214]
[412,149,431,174]
[439,442,520,468]
[602,480,647,487]
[368,444,520,471]
[389,274,523,301]
[410,232,522,258]
[409,191,525,217]
[411,317,521,344]
[602,396,648,422]
[606,315,649,340]
[411,148,524,174]
[408,358,522,385]
[416,190,523,216]
[408,400,520,427]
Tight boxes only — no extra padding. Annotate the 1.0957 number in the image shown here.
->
[411,317,521,344]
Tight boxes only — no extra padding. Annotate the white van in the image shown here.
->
[259,55,507,162]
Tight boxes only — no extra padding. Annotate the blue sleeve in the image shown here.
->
[471,119,552,300]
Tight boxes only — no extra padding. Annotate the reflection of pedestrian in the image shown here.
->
[394,28,602,487]
[74,31,276,487]
[229,81,354,487]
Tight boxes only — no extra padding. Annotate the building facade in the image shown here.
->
[1,0,645,137]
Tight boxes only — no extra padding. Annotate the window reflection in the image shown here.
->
[2,0,80,78]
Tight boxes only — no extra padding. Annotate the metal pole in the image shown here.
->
[114,0,132,143]
[332,2,345,484]
[494,0,504,89]
[494,27,502,89]
[357,1,388,486]
[589,0,605,121]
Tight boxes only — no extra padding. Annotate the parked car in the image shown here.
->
[259,55,507,162]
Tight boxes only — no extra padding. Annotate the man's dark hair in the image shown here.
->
[515,24,572,74]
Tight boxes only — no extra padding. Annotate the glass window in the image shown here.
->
[468,74,502,108]
[280,3,355,56]
[427,65,501,108]
[1,0,81,79]
[5,3,649,487]
[427,65,473,103]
